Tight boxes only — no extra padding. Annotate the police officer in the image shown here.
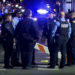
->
[67,12,75,65]
[11,10,23,67]
[53,11,59,65]
[42,11,58,68]
[14,9,39,69]
[50,11,71,69]
[1,14,14,69]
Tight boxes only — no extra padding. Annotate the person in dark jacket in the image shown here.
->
[42,12,58,68]
[67,12,75,66]
[1,14,14,69]
[14,9,39,69]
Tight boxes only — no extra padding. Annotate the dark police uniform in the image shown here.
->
[1,21,14,68]
[42,18,57,67]
[14,17,38,69]
[67,17,75,65]
[53,18,71,68]
[53,16,59,65]
[11,17,23,67]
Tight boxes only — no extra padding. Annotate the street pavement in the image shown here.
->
[0,64,75,75]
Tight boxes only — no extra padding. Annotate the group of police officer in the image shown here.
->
[1,8,75,69]
[42,11,75,69]
[1,9,39,69]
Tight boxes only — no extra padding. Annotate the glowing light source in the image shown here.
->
[47,5,50,8]
[33,17,38,21]
[46,4,50,8]
[0,24,1,27]
[15,4,19,8]
[37,9,48,15]
[8,4,11,6]
[19,6,22,9]
[21,9,25,12]
[20,0,23,2]
[3,0,6,2]
[53,9,56,12]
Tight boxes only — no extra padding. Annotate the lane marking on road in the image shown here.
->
[38,68,59,71]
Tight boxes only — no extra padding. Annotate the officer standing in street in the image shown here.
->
[14,9,39,69]
[11,10,23,67]
[1,14,14,69]
[42,11,58,68]
[67,12,75,66]
[53,11,59,65]
[50,11,71,69]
